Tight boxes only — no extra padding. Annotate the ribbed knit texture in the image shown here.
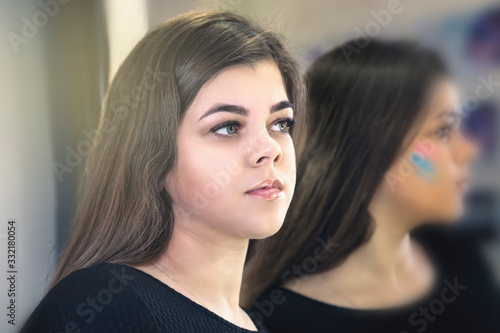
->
[21,262,268,333]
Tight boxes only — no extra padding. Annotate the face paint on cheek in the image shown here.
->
[414,140,436,158]
[410,151,436,184]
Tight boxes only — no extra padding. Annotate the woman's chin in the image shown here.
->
[430,205,465,225]
[244,218,285,240]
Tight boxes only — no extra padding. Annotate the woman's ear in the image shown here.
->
[157,175,167,193]
[158,172,176,196]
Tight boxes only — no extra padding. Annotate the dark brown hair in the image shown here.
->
[50,10,305,290]
[242,38,448,306]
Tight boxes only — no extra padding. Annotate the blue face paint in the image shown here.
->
[410,151,436,183]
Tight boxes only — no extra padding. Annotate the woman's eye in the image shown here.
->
[210,122,240,137]
[271,118,295,134]
[435,117,461,140]
[436,124,460,139]
[435,125,454,139]
[217,124,237,135]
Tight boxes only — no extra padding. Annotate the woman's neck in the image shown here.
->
[350,218,415,281]
[356,194,425,283]
[285,203,435,309]
[316,205,434,308]
[147,216,256,330]
[158,223,249,310]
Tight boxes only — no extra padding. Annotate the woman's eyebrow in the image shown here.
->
[198,100,295,121]
[271,101,295,113]
[199,104,247,121]
[433,109,462,120]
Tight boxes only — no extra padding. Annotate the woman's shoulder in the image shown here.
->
[37,262,147,303]
[49,262,142,291]
[21,262,161,333]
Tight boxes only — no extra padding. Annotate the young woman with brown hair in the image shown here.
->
[21,10,305,332]
[243,39,500,333]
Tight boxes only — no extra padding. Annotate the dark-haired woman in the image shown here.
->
[243,39,500,333]
[21,10,305,333]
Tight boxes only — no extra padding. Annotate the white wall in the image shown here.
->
[0,1,57,332]
[105,0,148,85]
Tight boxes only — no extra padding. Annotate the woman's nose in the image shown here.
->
[246,131,283,168]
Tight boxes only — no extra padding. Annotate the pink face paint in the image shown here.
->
[410,141,437,184]
[414,140,435,158]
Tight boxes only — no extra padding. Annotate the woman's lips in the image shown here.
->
[245,178,284,200]
[245,187,283,200]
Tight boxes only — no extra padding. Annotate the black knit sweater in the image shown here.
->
[21,262,268,333]
[251,225,500,333]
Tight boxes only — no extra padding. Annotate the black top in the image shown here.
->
[21,262,268,333]
[251,225,500,333]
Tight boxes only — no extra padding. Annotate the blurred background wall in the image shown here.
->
[1,0,499,332]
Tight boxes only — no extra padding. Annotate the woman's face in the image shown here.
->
[383,78,479,224]
[163,60,296,240]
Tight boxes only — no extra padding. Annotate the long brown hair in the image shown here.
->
[50,10,305,290]
[242,38,449,306]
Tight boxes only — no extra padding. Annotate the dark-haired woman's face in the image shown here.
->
[382,78,479,224]
[163,60,297,240]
